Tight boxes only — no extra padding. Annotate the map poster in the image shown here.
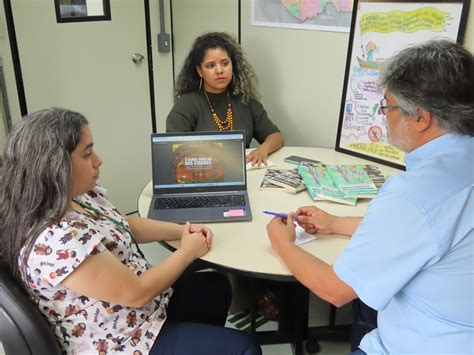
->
[251,0,354,33]
[335,0,470,169]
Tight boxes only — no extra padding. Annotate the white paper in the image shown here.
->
[246,160,275,171]
[294,225,317,246]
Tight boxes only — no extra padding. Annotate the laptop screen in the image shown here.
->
[151,131,246,193]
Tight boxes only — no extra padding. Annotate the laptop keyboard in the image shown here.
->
[154,194,246,209]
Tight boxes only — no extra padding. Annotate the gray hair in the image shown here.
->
[0,108,88,277]
[379,39,474,136]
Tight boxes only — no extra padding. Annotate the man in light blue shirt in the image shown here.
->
[266,39,473,354]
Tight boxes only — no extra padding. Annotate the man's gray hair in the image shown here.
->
[0,108,88,277]
[379,39,474,136]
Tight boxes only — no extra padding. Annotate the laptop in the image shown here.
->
[147,130,252,223]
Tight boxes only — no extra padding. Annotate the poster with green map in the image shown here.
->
[252,0,353,32]
[335,0,469,169]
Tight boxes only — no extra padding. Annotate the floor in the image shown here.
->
[0,242,351,355]
[142,241,352,355]
[226,295,352,355]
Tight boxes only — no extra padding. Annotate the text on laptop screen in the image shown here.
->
[152,133,245,189]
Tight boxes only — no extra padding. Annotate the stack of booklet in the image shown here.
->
[297,163,383,205]
[259,168,307,194]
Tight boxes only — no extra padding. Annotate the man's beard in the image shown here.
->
[387,118,413,153]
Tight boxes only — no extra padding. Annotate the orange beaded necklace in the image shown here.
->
[203,90,233,131]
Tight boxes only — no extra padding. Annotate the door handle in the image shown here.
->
[132,53,145,64]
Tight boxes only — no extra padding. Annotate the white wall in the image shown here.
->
[2,0,474,149]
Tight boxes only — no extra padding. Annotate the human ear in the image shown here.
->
[414,108,432,132]
[196,66,202,78]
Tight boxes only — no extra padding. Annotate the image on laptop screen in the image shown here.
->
[151,132,246,191]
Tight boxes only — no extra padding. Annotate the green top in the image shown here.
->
[166,90,280,148]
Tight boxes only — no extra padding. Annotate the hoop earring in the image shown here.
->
[199,77,203,91]
[232,73,236,86]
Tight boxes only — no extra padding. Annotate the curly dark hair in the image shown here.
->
[174,32,259,104]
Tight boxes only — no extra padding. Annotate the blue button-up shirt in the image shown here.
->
[334,133,474,354]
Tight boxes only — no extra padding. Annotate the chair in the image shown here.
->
[0,263,62,355]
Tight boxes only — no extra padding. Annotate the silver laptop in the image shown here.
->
[147,130,252,223]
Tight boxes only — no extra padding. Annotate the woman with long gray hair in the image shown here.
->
[0,108,261,355]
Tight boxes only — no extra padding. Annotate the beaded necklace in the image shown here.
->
[203,90,233,131]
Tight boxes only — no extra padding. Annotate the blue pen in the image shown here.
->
[263,211,298,221]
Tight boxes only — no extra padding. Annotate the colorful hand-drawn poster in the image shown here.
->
[336,0,468,169]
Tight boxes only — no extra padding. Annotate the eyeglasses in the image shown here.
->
[378,98,400,116]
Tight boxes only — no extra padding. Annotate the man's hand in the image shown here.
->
[296,206,336,235]
[266,212,297,254]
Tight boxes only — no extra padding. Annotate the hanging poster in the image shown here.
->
[335,0,470,169]
[251,0,354,33]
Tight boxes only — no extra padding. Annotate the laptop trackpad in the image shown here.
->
[155,208,213,224]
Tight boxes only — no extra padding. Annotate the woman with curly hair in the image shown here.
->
[166,32,284,165]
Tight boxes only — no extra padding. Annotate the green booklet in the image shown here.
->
[297,164,357,206]
[326,164,379,199]
[296,164,324,201]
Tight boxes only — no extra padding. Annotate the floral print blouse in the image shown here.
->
[19,186,173,354]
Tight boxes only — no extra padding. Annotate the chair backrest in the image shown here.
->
[0,263,62,355]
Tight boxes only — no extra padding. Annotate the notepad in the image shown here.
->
[246,160,275,171]
[294,225,317,245]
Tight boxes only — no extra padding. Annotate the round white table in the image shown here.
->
[137,146,402,354]
[138,146,401,279]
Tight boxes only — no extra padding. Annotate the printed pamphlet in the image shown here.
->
[297,164,357,205]
[326,165,378,199]
[259,169,286,191]
[263,168,306,194]
[361,164,386,188]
